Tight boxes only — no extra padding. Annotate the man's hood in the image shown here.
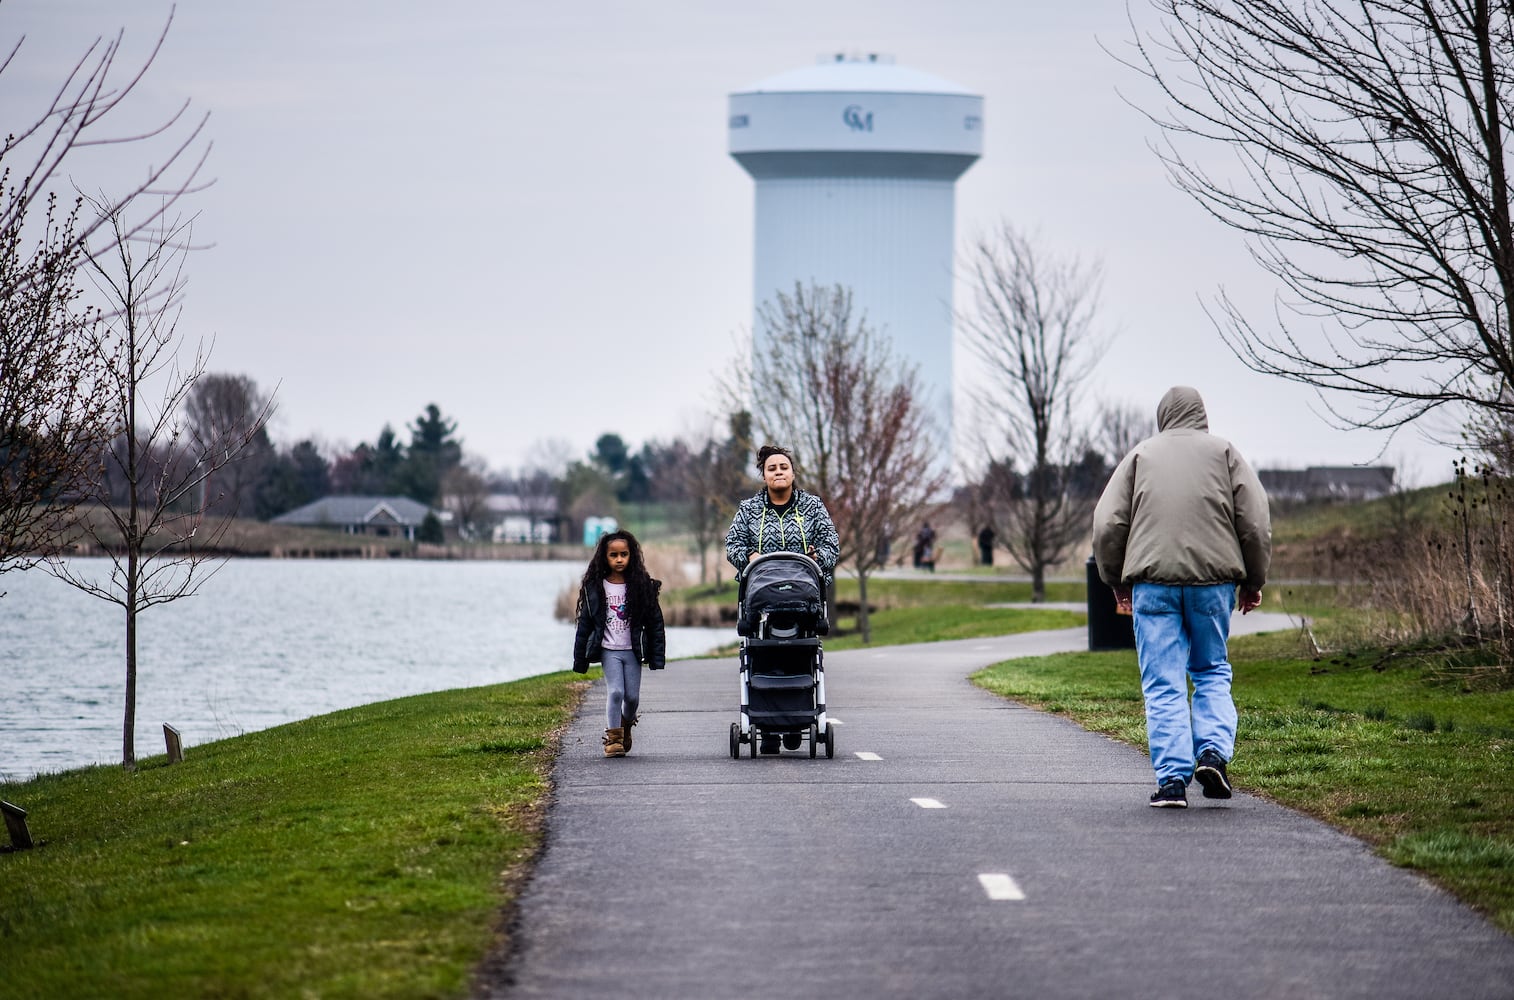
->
[1156,386,1209,432]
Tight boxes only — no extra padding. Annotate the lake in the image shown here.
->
[0,558,732,782]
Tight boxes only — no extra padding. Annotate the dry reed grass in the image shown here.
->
[1304,463,1514,680]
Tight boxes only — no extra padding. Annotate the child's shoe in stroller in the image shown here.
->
[621,714,638,753]
[759,733,780,754]
[603,728,626,757]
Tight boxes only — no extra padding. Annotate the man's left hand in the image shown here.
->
[1239,586,1262,614]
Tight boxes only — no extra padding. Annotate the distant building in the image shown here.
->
[1258,466,1396,503]
[486,493,559,544]
[271,495,435,540]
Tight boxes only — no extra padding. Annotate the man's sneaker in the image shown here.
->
[1195,750,1232,799]
[1149,778,1188,808]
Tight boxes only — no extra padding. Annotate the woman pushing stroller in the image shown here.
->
[725,444,840,753]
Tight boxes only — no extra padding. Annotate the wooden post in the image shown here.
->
[1,800,33,850]
[163,723,183,764]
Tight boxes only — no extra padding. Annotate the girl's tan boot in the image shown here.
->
[620,714,637,753]
[603,728,626,757]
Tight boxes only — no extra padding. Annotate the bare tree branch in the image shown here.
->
[1,9,211,280]
[1120,0,1514,432]
[1,8,211,585]
[0,188,114,577]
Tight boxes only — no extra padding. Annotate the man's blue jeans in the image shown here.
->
[1131,582,1238,786]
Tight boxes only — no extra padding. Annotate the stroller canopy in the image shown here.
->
[738,551,825,634]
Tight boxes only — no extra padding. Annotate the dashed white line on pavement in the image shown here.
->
[855,751,882,761]
[828,718,844,725]
[911,798,946,809]
[978,873,1026,901]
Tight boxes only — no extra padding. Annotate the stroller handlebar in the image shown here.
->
[740,550,823,585]
[748,550,822,571]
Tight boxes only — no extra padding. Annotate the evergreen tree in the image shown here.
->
[402,404,461,504]
[416,511,445,544]
[253,439,331,519]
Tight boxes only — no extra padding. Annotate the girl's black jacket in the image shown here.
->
[572,581,666,673]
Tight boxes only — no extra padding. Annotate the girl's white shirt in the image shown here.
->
[602,579,632,649]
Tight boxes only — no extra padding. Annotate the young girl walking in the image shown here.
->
[572,529,666,757]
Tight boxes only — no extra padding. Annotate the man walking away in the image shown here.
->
[1091,386,1271,808]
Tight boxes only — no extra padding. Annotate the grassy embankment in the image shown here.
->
[0,673,586,999]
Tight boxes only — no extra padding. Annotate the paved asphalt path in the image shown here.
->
[486,614,1514,999]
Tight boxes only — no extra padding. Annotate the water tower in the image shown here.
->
[728,54,983,457]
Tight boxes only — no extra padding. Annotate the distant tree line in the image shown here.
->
[497,419,756,579]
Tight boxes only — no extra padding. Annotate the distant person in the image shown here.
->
[573,529,666,757]
[913,521,936,572]
[1092,386,1271,808]
[725,443,839,753]
[977,525,996,566]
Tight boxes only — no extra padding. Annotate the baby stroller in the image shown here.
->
[728,551,835,759]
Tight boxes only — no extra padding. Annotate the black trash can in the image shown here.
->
[1086,555,1136,651]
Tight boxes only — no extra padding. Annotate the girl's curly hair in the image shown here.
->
[576,529,661,624]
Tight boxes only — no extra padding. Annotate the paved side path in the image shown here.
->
[486,615,1514,999]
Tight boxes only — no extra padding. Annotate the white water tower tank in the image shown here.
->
[729,54,983,455]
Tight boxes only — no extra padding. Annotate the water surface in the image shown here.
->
[1,559,729,781]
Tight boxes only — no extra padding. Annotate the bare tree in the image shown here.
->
[47,205,266,770]
[2,12,210,282]
[184,372,275,516]
[1466,388,1514,474]
[961,224,1104,602]
[515,437,572,547]
[0,192,112,577]
[0,11,208,578]
[1097,399,1157,466]
[747,283,946,641]
[1124,0,1514,434]
[441,456,491,539]
[680,409,753,586]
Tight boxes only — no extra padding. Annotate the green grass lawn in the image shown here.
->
[672,574,1088,655]
[972,633,1514,934]
[0,673,587,999]
[823,605,1084,650]
[667,574,1085,608]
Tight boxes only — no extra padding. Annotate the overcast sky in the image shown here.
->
[3,1,1466,484]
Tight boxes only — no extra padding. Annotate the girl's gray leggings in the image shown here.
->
[601,649,641,729]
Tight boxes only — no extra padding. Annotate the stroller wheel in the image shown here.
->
[824,722,835,759]
[729,723,740,759]
[749,728,759,758]
[809,723,818,759]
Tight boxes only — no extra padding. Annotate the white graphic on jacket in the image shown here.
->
[602,580,632,650]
